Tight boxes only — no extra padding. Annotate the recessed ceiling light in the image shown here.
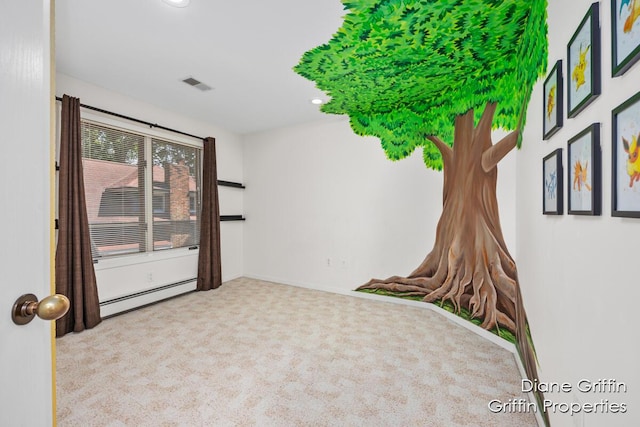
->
[162,0,190,7]
[311,98,324,105]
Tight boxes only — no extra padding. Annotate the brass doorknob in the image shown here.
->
[12,293,70,325]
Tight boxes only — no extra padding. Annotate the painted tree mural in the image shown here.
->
[295,0,548,420]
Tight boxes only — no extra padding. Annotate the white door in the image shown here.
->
[0,1,54,425]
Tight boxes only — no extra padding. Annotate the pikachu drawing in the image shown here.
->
[572,43,590,91]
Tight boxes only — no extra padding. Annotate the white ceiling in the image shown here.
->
[55,0,346,135]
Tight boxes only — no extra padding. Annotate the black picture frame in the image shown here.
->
[543,149,563,215]
[567,123,601,215]
[612,91,640,218]
[543,60,563,140]
[567,2,601,118]
[611,0,640,76]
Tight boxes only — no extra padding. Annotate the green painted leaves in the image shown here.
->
[295,0,548,169]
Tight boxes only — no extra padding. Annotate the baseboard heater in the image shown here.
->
[99,278,197,318]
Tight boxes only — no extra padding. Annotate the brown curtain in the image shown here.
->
[55,95,102,337]
[197,137,222,291]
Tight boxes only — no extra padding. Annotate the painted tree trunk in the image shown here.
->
[358,103,545,422]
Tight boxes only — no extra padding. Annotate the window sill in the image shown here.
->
[94,246,199,271]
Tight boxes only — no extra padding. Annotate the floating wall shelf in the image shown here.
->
[217,180,245,189]
[217,180,245,221]
[220,215,245,221]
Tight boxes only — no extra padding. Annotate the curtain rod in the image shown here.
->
[55,96,205,141]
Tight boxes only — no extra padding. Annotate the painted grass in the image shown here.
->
[357,288,517,344]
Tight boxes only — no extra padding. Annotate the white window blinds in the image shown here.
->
[151,138,201,251]
[81,121,201,258]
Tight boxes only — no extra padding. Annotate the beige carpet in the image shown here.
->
[56,277,537,426]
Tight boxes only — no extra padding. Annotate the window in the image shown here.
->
[189,194,197,215]
[81,121,201,258]
[152,191,168,215]
[150,138,201,251]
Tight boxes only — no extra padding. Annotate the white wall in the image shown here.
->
[243,116,517,294]
[56,74,244,314]
[518,1,639,426]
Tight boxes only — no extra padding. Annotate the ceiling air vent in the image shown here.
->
[181,76,213,92]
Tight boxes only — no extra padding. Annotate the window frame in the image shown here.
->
[78,111,203,268]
